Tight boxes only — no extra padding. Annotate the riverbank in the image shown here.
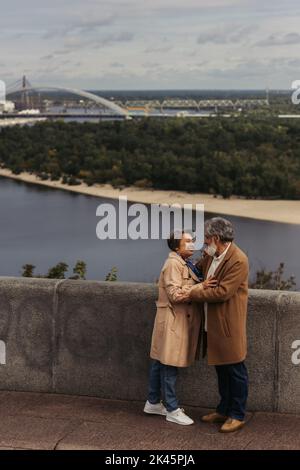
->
[0,168,299,224]
[0,117,47,127]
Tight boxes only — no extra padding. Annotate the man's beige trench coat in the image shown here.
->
[190,242,249,366]
[150,252,202,367]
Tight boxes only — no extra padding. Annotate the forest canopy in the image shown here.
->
[0,117,300,199]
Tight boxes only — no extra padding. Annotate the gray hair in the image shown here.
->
[204,217,234,242]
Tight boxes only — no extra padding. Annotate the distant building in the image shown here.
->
[18,109,40,115]
[0,100,15,113]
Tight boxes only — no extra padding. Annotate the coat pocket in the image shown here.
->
[155,301,176,317]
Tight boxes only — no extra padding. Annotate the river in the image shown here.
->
[0,176,299,289]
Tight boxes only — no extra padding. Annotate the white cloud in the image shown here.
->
[256,32,300,46]
[1,0,300,89]
[197,25,255,45]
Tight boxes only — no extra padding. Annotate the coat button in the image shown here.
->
[187,314,190,318]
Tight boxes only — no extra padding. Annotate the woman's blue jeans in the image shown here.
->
[147,360,179,412]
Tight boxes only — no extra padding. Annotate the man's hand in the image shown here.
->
[202,276,218,289]
[177,277,218,302]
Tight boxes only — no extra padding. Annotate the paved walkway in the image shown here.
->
[0,391,299,450]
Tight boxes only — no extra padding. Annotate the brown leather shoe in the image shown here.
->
[219,417,245,433]
[201,412,228,424]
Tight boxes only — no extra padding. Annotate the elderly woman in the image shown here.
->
[143,230,217,426]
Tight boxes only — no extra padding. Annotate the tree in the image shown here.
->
[21,264,36,277]
[105,267,118,281]
[1,117,300,199]
[46,262,69,279]
[70,260,87,280]
[20,260,118,281]
[250,262,296,291]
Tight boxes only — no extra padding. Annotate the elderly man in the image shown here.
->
[181,217,249,433]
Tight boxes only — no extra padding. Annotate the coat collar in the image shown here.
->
[168,251,186,265]
[168,252,200,282]
[204,242,236,279]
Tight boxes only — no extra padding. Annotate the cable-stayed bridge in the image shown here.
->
[5,76,129,118]
[1,76,270,123]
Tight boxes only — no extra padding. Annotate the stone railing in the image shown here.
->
[0,277,299,413]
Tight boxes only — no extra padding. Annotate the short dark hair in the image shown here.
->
[167,229,194,251]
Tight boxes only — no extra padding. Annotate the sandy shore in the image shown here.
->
[0,167,299,225]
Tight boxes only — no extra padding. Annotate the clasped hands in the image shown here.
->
[177,276,218,302]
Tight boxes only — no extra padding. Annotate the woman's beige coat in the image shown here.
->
[150,252,202,367]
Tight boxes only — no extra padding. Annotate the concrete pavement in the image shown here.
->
[0,391,299,450]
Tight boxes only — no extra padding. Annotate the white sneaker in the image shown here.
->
[143,400,167,416]
[166,408,194,425]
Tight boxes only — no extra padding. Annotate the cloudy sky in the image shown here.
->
[1,0,300,89]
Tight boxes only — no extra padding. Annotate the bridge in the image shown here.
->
[0,113,127,120]
[6,76,129,117]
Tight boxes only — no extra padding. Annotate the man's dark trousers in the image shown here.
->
[215,361,248,421]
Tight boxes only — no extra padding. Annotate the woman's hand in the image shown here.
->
[202,276,218,289]
[176,285,192,302]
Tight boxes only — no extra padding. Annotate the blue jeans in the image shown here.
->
[215,361,248,421]
[147,360,178,412]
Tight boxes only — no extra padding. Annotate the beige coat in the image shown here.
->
[190,242,249,366]
[150,252,202,367]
